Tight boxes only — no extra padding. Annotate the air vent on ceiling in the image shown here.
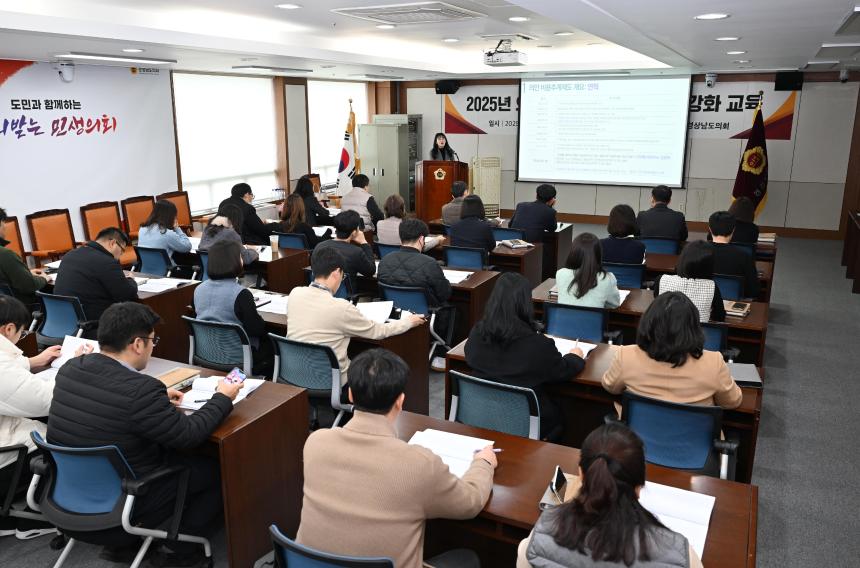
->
[816,43,860,59]
[803,61,839,70]
[836,6,860,35]
[332,2,485,25]
[479,33,538,41]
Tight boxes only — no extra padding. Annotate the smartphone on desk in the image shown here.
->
[731,302,748,311]
[225,367,247,385]
[539,465,568,510]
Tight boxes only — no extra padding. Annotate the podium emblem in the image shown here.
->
[434,168,446,180]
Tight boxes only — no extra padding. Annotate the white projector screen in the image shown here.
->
[518,76,692,187]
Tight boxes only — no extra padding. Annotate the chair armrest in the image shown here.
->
[29,454,49,476]
[0,445,29,515]
[721,347,741,363]
[603,412,621,425]
[713,438,739,455]
[642,280,656,290]
[603,330,623,345]
[122,464,190,542]
[78,319,100,332]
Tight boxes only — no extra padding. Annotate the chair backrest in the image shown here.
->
[441,224,452,236]
[134,246,172,277]
[36,291,87,339]
[0,283,13,296]
[701,322,728,352]
[80,201,137,266]
[713,273,744,301]
[544,302,606,343]
[270,524,394,567]
[730,242,755,257]
[306,271,352,300]
[30,431,132,525]
[444,246,486,270]
[269,334,349,414]
[1,215,26,259]
[182,316,252,375]
[379,283,431,316]
[621,391,722,471]
[120,196,155,239]
[604,262,645,289]
[308,174,322,193]
[376,243,400,258]
[275,232,310,250]
[198,251,209,281]
[156,191,192,228]
[448,371,540,439]
[492,227,526,241]
[639,238,680,254]
[26,209,76,255]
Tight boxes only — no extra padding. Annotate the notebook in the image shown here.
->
[408,429,494,478]
[546,335,598,358]
[51,335,100,369]
[443,270,473,284]
[723,300,751,317]
[252,291,289,314]
[178,376,264,410]
[137,278,194,293]
[727,362,762,388]
[356,301,394,323]
[157,367,201,390]
[638,481,715,558]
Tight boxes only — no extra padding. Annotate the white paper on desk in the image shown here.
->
[408,429,494,478]
[618,289,631,305]
[443,269,473,284]
[356,301,393,324]
[179,377,264,410]
[312,226,330,237]
[137,278,194,293]
[187,237,201,252]
[546,335,597,358]
[639,481,715,559]
[327,208,341,215]
[45,260,62,269]
[51,336,100,369]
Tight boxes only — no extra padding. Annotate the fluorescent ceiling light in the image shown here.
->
[122,48,145,53]
[508,16,530,22]
[537,45,552,48]
[442,38,459,43]
[821,42,860,47]
[807,60,840,65]
[726,50,746,55]
[376,24,396,29]
[232,65,312,73]
[56,52,176,64]
[275,3,302,8]
[733,60,750,64]
[553,31,573,36]
[544,71,631,77]
[715,37,740,41]
[695,13,729,20]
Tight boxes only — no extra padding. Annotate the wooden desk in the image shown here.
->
[443,342,762,485]
[645,253,773,303]
[395,412,758,568]
[842,210,860,293]
[428,230,546,287]
[259,304,432,415]
[136,277,199,362]
[532,280,769,367]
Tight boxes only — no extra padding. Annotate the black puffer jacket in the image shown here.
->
[377,247,452,307]
[47,353,233,475]
[53,242,138,322]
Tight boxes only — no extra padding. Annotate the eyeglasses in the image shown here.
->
[135,335,160,346]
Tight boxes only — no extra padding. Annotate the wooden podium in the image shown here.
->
[415,160,468,222]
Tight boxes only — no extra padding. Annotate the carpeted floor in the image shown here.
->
[2,230,857,567]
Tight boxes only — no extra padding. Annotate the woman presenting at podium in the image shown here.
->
[430,132,458,161]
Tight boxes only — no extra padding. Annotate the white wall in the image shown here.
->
[285,83,309,190]
[407,81,859,230]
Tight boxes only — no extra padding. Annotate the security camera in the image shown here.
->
[840,69,849,83]
[705,72,718,88]
[56,62,75,83]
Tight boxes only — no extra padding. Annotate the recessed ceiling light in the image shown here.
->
[232,65,312,73]
[733,59,750,64]
[321,64,335,68]
[508,16,530,22]
[122,48,144,53]
[376,24,395,29]
[275,3,302,9]
[715,37,740,41]
[442,38,459,43]
[695,13,729,20]
[553,31,573,36]
[56,52,176,65]
[240,57,259,62]
[537,45,552,48]
[726,50,746,55]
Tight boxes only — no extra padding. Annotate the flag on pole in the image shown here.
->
[731,93,768,217]
[336,99,360,196]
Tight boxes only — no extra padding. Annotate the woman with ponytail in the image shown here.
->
[516,423,703,567]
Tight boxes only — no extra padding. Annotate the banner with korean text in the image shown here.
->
[444,85,520,135]
[688,81,798,140]
[0,60,177,246]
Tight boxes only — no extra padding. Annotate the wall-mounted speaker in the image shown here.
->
[435,80,461,95]
[774,71,803,91]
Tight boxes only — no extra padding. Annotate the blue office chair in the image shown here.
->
[714,273,744,301]
[197,251,209,282]
[441,224,452,236]
[731,242,756,257]
[0,444,46,527]
[379,283,455,361]
[444,246,487,270]
[0,283,13,296]
[35,291,98,347]
[543,302,619,344]
[492,227,526,241]
[701,322,741,362]
[27,432,212,568]
[274,232,310,250]
[270,524,393,567]
[448,371,540,440]
[618,392,738,480]
[269,334,352,427]
[376,243,400,258]
[639,238,680,255]
[604,262,645,289]
[305,269,358,303]
[182,316,252,376]
[134,246,173,277]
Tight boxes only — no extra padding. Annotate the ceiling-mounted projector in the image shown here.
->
[484,39,527,66]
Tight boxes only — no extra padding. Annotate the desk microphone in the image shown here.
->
[453,150,460,161]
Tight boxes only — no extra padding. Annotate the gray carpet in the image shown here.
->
[2,232,857,567]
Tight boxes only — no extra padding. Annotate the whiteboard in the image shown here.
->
[0,61,178,249]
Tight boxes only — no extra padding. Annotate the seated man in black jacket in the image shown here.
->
[378,219,452,369]
[708,211,760,298]
[510,184,558,243]
[312,210,376,284]
[47,302,241,565]
[218,182,273,245]
[53,227,138,332]
[636,185,688,241]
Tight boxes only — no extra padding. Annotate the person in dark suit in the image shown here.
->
[636,185,688,242]
[510,184,558,243]
[600,204,646,265]
[218,183,273,245]
[312,210,375,284]
[728,197,760,244]
[294,175,333,227]
[709,211,760,298]
[449,195,496,253]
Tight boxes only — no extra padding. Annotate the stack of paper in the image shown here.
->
[52,336,100,369]
[327,207,341,215]
[179,376,264,410]
[187,237,201,252]
[442,270,473,284]
[547,335,598,358]
[45,260,62,269]
[137,278,193,293]
[618,289,631,305]
[356,301,394,323]
[312,226,330,237]
[408,429,494,478]
[758,232,776,243]
[252,291,289,314]
[638,481,715,558]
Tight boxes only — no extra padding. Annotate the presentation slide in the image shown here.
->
[518,76,691,187]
